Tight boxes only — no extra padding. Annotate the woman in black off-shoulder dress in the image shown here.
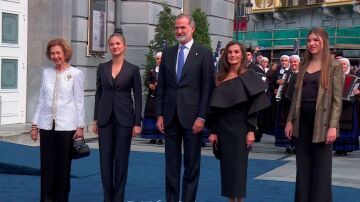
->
[207,41,270,202]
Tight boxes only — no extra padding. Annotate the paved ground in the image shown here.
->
[1,123,360,190]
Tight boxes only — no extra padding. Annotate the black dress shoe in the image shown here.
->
[334,151,342,156]
[201,141,207,147]
[285,148,292,154]
[255,132,262,142]
[157,139,163,145]
[149,139,157,144]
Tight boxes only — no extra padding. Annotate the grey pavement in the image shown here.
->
[1,123,360,189]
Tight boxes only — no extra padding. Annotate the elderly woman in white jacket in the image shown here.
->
[31,38,85,202]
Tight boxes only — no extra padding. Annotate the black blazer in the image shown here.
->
[156,41,214,129]
[143,68,158,117]
[94,60,142,127]
[252,65,266,75]
[144,68,158,95]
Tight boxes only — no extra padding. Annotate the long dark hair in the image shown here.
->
[216,41,248,83]
[298,27,331,89]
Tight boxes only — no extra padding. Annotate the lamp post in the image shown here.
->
[234,0,241,41]
[115,0,123,34]
[245,0,253,16]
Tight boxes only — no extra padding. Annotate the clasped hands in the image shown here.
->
[92,121,141,137]
[31,125,84,143]
[208,131,255,149]
[285,121,337,144]
[156,116,205,135]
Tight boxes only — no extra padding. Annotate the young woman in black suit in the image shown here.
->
[93,33,142,202]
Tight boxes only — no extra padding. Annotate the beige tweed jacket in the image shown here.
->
[287,60,344,143]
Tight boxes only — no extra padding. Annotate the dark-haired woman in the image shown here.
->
[207,41,270,202]
[285,27,343,202]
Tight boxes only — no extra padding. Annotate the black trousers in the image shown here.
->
[39,128,74,202]
[165,114,202,202]
[98,118,132,202]
[295,101,333,202]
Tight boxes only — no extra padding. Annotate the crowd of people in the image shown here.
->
[29,13,359,202]
[246,40,360,158]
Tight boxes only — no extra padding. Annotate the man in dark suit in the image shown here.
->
[156,14,214,202]
[246,47,267,142]
[275,55,290,88]
[246,47,257,69]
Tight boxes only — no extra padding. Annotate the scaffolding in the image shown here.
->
[234,26,360,61]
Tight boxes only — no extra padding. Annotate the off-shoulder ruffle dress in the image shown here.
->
[206,70,271,198]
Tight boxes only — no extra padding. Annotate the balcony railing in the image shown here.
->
[252,0,353,12]
[234,26,360,49]
[280,0,324,7]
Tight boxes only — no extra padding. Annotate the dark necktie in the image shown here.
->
[177,46,185,82]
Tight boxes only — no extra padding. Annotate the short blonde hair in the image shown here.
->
[108,32,127,46]
[46,38,72,62]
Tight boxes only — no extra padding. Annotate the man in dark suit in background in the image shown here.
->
[246,46,266,142]
[246,47,257,69]
[156,14,214,202]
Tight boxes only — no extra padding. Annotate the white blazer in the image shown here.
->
[32,66,85,131]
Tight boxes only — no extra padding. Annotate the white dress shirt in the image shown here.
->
[32,66,85,131]
[175,39,194,74]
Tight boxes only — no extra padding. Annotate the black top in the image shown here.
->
[112,77,116,87]
[302,70,321,102]
[206,69,271,132]
[112,72,121,86]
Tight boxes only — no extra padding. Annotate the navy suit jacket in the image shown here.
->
[94,60,142,127]
[156,41,214,129]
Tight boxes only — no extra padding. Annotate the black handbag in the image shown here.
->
[212,142,221,160]
[72,137,90,159]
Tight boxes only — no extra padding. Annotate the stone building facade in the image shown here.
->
[10,0,234,127]
[236,0,360,61]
